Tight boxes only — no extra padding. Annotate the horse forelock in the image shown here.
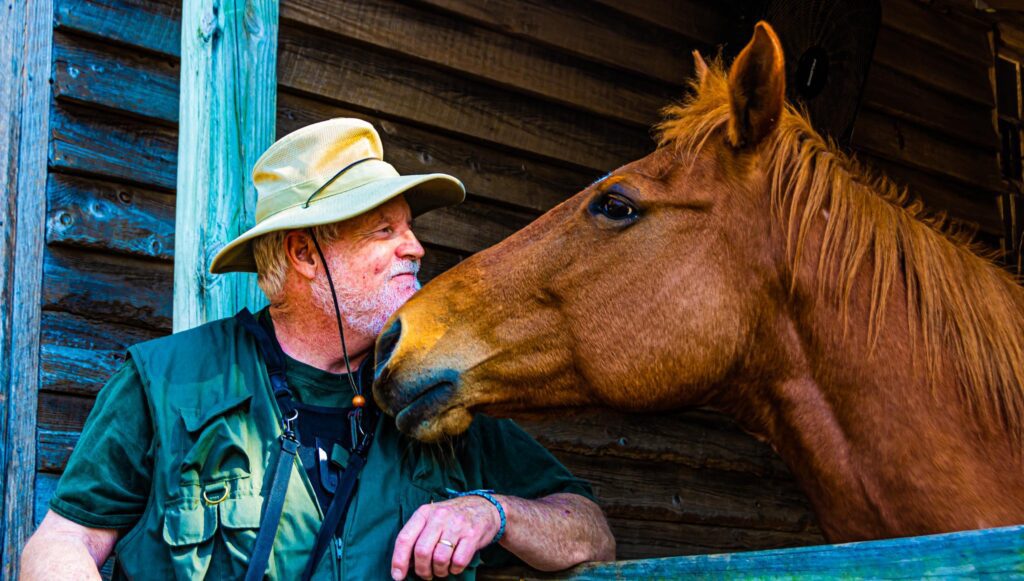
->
[656,59,1024,441]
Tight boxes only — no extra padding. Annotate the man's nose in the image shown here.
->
[398,230,425,261]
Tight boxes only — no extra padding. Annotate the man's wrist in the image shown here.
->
[444,488,506,544]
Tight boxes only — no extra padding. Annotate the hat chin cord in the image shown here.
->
[307,228,363,402]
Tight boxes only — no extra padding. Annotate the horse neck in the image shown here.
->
[728,187,1024,541]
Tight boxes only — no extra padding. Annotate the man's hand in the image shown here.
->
[390,495,500,580]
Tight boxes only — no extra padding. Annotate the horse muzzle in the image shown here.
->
[373,316,467,438]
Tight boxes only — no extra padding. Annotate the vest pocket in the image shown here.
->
[162,495,264,580]
[177,393,255,486]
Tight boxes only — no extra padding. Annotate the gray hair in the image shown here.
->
[252,222,346,302]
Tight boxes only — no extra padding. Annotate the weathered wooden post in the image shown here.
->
[174,0,278,331]
[0,0,52,576]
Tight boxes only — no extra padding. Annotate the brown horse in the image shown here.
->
[373,23,1024,542]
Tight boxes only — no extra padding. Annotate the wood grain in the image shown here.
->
[50,102,178,191]
[591,0,732,47]
[881,0,992,66]
[562,524,1024,579]
[281,0,674,127]
[873,26,994,109]
[518,409,792,479]
[52,30,179,124]
[43,246,173,331]
[861,64,997,152]
[54,0,182,58]
[47,172,176,261]
[0,0,53,574]
[852,109,1003,193]
[276,25,654,172]
[173,0,277,331]
[410,0,698,86]
[39,310,163,397]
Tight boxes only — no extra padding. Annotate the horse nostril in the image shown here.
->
[375,318,402,378]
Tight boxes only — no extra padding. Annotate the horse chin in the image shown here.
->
[404,406,475,442]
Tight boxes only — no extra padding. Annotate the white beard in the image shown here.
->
[312,259,421,338]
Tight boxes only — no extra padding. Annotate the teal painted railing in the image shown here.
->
[547,525,1024,579]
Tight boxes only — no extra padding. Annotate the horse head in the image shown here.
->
[373,23,793,441]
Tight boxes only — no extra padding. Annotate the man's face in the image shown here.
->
[311,195,425,338]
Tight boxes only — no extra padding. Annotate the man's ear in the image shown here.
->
[284,230,318,280]
[726,21,786,149]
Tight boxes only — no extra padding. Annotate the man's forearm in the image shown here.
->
[21,511,117,581]
[496,492,615,571]
[20,534,104,580]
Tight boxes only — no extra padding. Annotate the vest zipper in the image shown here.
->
[334,537,344,560]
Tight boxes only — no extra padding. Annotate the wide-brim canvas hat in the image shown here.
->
[210,118,465,273]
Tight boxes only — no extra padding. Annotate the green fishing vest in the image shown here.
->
[111,315,482,580]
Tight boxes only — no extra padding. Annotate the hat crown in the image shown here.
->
[252,118,384,200]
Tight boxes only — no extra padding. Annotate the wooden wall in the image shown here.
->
[30,0,1012,570]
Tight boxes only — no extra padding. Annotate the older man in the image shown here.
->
[21,119,614,580]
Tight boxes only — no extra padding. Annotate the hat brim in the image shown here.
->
[209,173,465,274]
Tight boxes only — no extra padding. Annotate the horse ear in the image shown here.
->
[726,21,786,149]
[692,50,710,90]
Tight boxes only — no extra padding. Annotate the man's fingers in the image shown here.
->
[391,509,429,580]
[449,539,476,576]
[431,539,457,578]
[413,516,446,580]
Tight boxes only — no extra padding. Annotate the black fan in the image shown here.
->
[727,0,881,146]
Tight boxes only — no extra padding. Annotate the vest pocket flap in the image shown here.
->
[162,503,217,546]
[182,393,254,433]
[219,495,263,530]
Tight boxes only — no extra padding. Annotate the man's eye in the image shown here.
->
[380,227,394,235]
[593,193,638,221]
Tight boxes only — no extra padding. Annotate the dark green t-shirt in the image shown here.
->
[50,345,595,571]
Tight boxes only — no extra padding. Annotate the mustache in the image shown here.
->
[390,260,420,278]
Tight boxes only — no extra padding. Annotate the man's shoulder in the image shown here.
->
[130,313,245,357]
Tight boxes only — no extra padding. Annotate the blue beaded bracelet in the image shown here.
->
[445,488,506,544]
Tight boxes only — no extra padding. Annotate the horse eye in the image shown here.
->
[594,193,638,221]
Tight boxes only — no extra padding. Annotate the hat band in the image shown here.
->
[303,157,377,208]
[255,159,400,223]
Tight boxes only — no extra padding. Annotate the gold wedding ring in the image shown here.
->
[438,539,455,548]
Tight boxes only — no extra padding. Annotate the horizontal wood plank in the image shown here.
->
[591,0,732,47]
[37,430,79,474]
[861,64,997,152]
[38,391,98,433]
[49,102,178,191]
[52,30,179,124]
[410,0,699,86]
[281,0,673,127]
[852,109,1003,194]
[54,0,181,57]
[276,25,654,172]
[48,37,602,212]
[873,26,994,109]
[517,409,791,479]
[566,525,1024,579]
[39,310,163,397]
[552,450,816,534]
[47,172,175,260]
[608,516,824,560]
[881,0,992,66]
[43,246,173,331]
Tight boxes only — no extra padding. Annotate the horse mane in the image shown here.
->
[657,58,1024,438]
